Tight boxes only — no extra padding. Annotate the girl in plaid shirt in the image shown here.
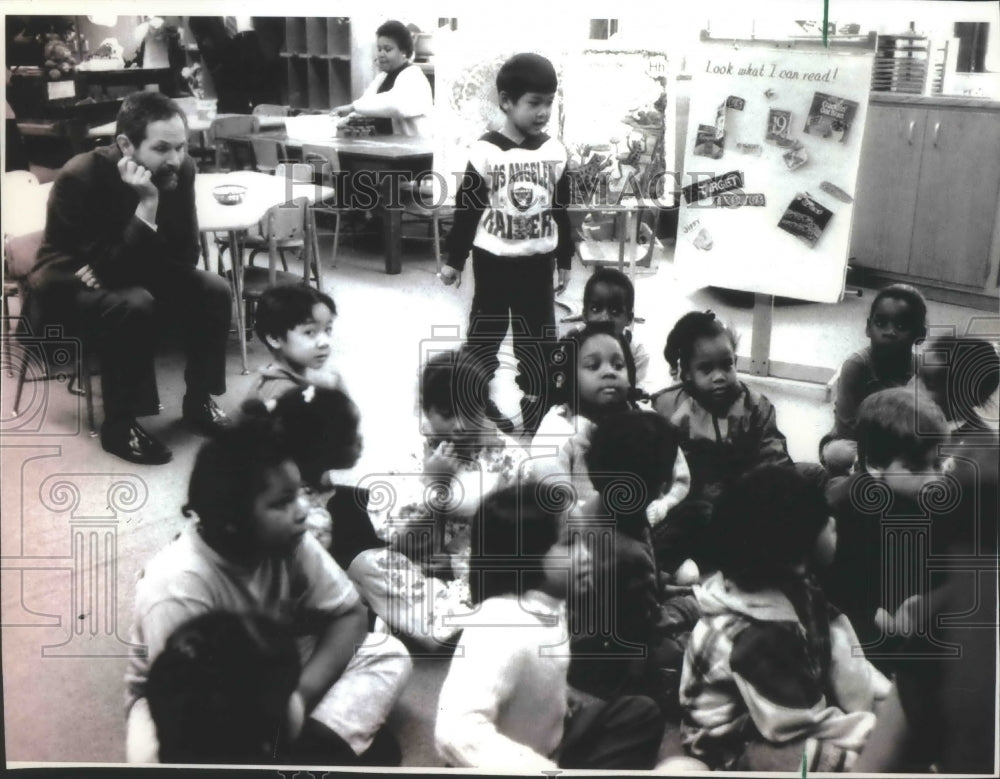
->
[679,466,890,771]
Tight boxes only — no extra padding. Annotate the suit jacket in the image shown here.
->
[28,145,200,291]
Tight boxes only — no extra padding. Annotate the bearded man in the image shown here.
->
[29,91,232,464]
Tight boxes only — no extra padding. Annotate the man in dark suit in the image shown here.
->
[28,91,232,464]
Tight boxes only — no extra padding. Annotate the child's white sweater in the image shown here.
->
[435,590,569,769]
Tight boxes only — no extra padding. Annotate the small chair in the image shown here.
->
[216,164,313,277]
[301,144,353,280]
[238,196,314,339]
[399,178,454,273]
[2,171,42,344]
[249,136,290,175]
[3,231,97,436]
[208,114,261,172]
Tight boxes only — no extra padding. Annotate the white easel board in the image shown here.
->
[675,34,876,304]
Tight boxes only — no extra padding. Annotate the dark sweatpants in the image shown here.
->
[558,694,665,769]
[466,249,558,401]
[35,263,231,424]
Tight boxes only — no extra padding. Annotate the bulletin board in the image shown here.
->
[674,33,877,304]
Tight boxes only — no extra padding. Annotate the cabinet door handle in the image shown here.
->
[932,121,941,147]
[907,120,915,145]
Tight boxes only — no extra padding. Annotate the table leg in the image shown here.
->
[616,212,627,273]
[308,208,324,292]
[384,204,403,275]
[228,229,249,375]
[624,210,637,280]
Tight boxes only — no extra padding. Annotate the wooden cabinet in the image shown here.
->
[908,109,1000,287]
[280,17,353,110]
[851,94,1000,308]
[851,103,925,274]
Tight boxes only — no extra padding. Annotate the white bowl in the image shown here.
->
[213,184,247,205]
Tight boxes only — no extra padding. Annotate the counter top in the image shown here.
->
[868,92,1000,111]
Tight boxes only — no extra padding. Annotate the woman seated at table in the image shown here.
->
[331,20,433,137]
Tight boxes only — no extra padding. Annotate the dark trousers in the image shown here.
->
[558,694,664,769]
[468,249,557,400]
[36,264,231,424]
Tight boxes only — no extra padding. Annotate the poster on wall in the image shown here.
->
[674,38,876,303]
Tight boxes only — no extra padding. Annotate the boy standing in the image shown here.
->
[440,53,575,435]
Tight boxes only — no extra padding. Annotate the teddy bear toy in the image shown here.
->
[43,34,77,80]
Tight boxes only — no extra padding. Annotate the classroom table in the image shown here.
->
[86,113,286,139]
[247,130,436,274]
[196,170,331,374]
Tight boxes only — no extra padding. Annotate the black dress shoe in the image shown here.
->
[100,419,173,465]
[182,396,232,437]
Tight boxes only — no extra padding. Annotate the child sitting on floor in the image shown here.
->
[347,346,530,649]
[680,466,890,772]
[254,385,364,553]
[124,417,411,766]
[569,410,701,717]
[820,283,928,476]
[914,334,999,435]
[581,268,651,391]
[435,483,666,770]
[250,284,346,403]
[532,321,689,520]
[146,611,303,764]
[653,310,792,505]
[822,387,951,656]
[851,344,998,773]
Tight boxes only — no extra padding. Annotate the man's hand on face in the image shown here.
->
[117,155,159,203]
[118,154,160,226]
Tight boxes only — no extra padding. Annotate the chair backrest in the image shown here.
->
[300,145,343,202]
[3,231,45,280]
[263,197,309,243]
[274,162,315,184]
[249,137,289,173]
[208,114,261,142]
[209,115,261,171]
[252,103,290,117]
[301,144,342,176]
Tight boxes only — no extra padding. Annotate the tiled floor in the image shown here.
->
[0,234,990,765]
